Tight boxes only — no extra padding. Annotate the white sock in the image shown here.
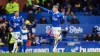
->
[18,39,22,42]
[53,40,58,50]
[12,41,18,52]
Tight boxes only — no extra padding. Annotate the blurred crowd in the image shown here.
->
[0,0,99,15]
[0,15,40,46]
[0,0,100,46]
[0,17,9,46]
[85,26,100,41]
[0,0,100,24]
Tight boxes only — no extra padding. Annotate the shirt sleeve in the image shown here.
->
[21,30,28,35]
[39,6,53,15]
[9,18,14,28]
[61,13,68,27]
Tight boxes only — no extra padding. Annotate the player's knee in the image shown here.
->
[54,34,60,40]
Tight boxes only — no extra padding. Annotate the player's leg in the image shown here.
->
[23,40,27,52]
[12,32,20,53]
[52,27,61,52]
[15,32,22,53]
[12,39,18,53]
[8,43,12,53]
[53,34,59,52]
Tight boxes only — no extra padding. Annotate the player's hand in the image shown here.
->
[65,27,68,31]
[14,25,16,28]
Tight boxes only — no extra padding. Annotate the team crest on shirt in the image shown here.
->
[18,19,20,22]
[57,15,60,17]
[53,18,58,21]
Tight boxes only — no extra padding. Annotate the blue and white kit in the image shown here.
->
[39,6,68,38]
[9,16,24,39]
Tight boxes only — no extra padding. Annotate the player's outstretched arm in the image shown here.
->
[35,5,53,15]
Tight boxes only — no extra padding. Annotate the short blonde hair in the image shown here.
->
[53,5,59,9]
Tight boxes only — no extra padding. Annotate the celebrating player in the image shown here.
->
[35,5,68,52]
[9,11,24,53]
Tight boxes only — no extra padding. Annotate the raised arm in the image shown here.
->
[35,5,53,15]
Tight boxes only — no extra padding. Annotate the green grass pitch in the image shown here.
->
[0,52,99,56]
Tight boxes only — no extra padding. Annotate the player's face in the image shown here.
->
[15,12,19,16]
[52,7,57,12]
[23,26,26,29]
[9,28,13,32]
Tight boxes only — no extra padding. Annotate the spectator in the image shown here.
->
[23,1,32,12]
[92,27,97,38]
[46,2,52,10]
[0,38,4,46]
[75,2,81,12]
[2,17,9,45]
[61,7,66,15]
[31,4,38,14]
[26,40,32,46]
[31,34,40,45]
[12,0,19,12]
[0,17,6,44]
[27,0,33,6]
[85,33,94,41]
[5,0,13,14]
[95,33,100,41]
[81,0,88,7]
[70,16,80,24]
[8,27,15,53]
[40,16,48,24]
[84,12,90,16]
[95,26,100,35]
[27,11,36,23]
[66,4,74,16]
[64,0,69,7]
[38,0,46,6]
[0,5,7,15]
[3,17,9,36]
[89,6,100,16]
[82,6,89,12]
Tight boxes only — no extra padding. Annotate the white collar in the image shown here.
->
[54,11,59,14]
[13,16,19,19]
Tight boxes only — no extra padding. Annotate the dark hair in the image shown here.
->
[14,11,18,14]
[89,5,94,8]
[8,0,12,3]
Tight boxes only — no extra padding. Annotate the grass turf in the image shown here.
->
[0,52,99,56]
